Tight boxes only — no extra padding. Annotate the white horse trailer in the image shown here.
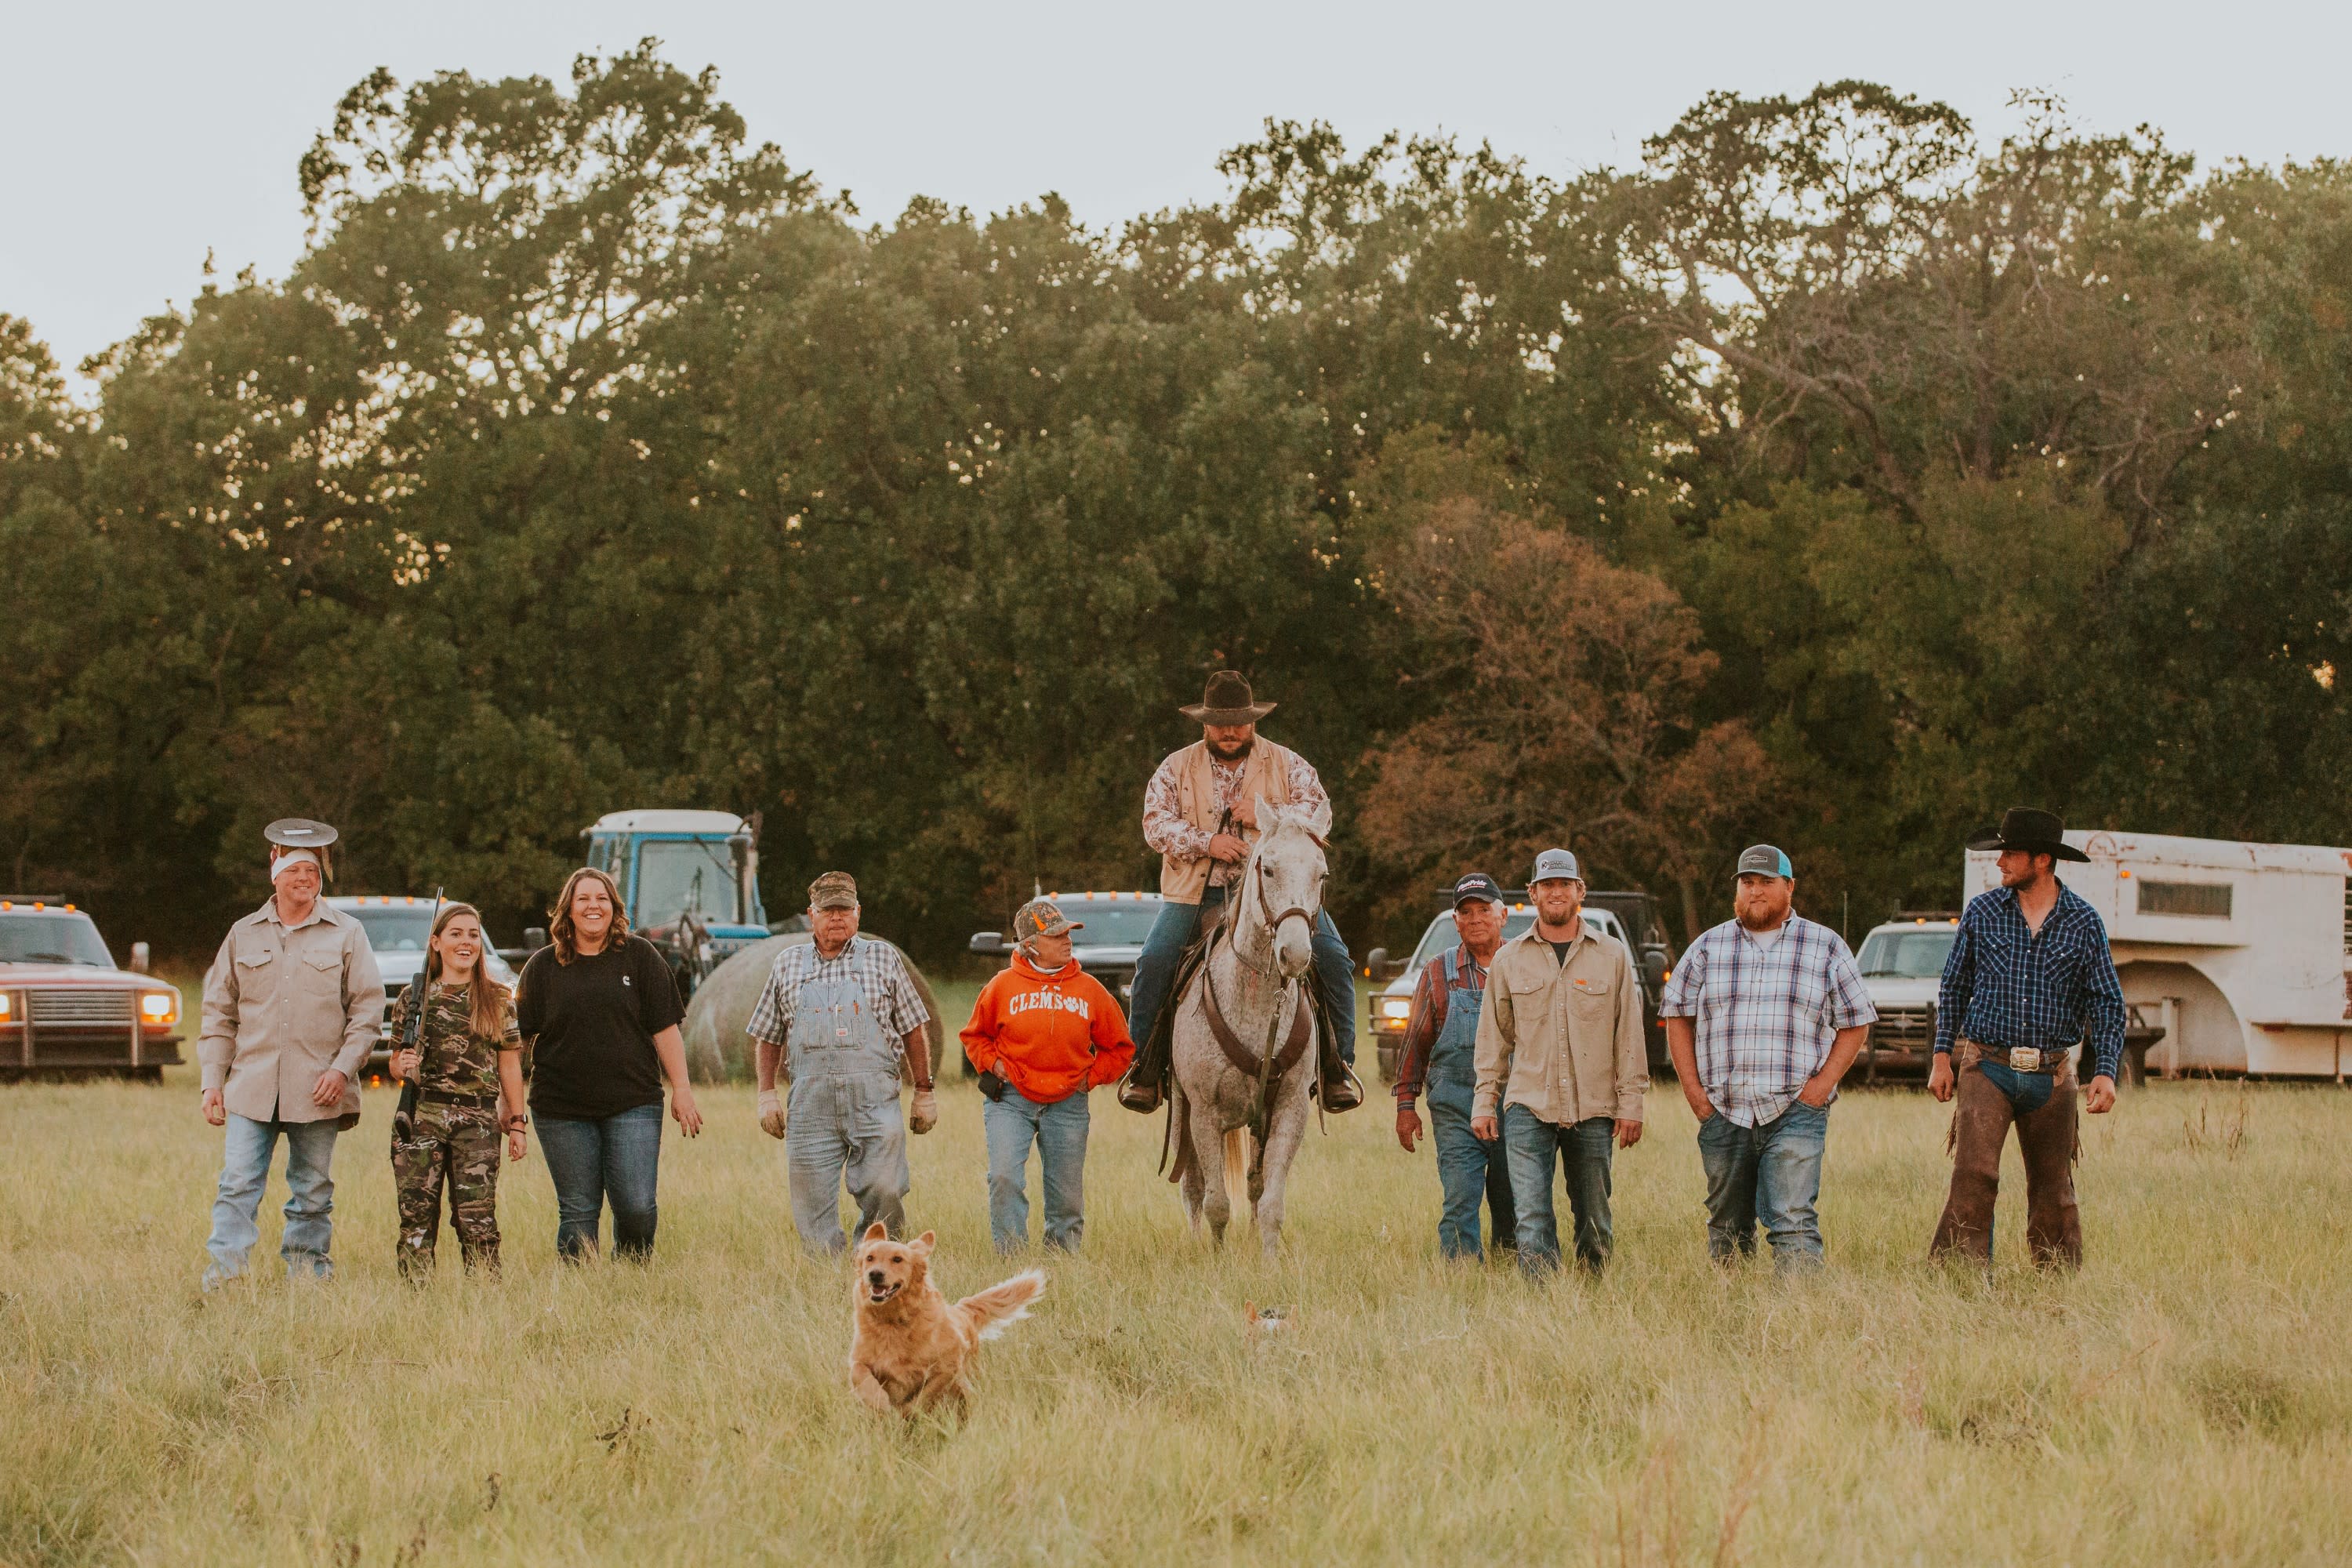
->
[1963,831,2352,1079]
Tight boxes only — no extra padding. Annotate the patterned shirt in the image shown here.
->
[745,935,929,1051]
[1141,743,1333,890]
[387,980,521,1102]
[1936,884,2127,1080]
[1659,915,1875,1127]
[1393,947,1487,1102]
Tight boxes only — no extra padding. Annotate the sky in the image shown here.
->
[8,0,2350,385]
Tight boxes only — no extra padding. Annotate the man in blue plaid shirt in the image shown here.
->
[1929,808,2124,1269]
[1660,844,1875,1272]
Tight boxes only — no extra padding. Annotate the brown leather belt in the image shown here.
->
[419,1088,499,1109]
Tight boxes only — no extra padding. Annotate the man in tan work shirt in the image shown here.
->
[197,819,383,1290]
[1471,848,1646,1275]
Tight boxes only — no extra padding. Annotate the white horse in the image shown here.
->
[1167,798,1327,1257]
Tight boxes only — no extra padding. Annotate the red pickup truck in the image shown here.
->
[0,898,185,1080]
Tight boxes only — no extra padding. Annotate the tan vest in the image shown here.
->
[1157,739,1298,905]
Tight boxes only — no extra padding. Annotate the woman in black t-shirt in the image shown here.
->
[517,866,702,1260]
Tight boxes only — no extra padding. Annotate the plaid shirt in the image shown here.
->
[745,936,929,1052]
[1936,884,2126,1080]
[1659,915,1875,1127]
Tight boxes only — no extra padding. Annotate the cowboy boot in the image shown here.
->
[1118,1033,1167,1114]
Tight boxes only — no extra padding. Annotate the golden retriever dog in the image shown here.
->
[848,1222,1044,1417]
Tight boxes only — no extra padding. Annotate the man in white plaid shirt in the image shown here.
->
[747,871,937,1255]
[1660,844,1875,1272]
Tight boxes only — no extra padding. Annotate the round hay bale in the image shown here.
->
[680,933,944,1084]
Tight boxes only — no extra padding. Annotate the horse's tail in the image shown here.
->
[1224,1128,1258,1221]
[956,1270,1047,1341]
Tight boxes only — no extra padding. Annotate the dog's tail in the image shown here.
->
[956,1269,1046,1341]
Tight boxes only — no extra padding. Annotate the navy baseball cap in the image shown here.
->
[1451,872,1504,908]
[1736,844,1793,879]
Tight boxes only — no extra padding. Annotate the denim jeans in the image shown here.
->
[537,1102,663,1261]
[1501,1105,1616,1275]
[1697,1101,1829,1272]
[1125,887,1357,1064]
[983,1087,1091,1253]
[204,1113,342,1288]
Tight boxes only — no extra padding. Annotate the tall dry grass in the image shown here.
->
[3,1063,2349,1566]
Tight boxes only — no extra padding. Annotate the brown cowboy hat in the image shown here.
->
[1967,807,2091,863]
[1179,670,1276,725]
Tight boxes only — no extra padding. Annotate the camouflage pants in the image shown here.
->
[392,1101,501,1277]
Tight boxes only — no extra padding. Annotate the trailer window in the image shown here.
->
[2136,880,2232,919]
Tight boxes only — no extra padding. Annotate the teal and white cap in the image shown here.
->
[1531,848,1582,884]
[1737,844,1793,879]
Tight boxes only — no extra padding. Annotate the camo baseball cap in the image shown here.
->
[808,871,859,909]
[1012,898,1083,943]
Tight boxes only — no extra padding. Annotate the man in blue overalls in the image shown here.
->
[747,872,939,1256]
[1392,873,1517,1260]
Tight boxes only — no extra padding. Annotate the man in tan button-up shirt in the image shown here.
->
[197,823,383,1288]
[1471,848,1646,1274]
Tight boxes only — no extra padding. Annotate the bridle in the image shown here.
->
[1240,818,1324,960]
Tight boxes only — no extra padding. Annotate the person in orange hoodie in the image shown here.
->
[960,898,1134,1254]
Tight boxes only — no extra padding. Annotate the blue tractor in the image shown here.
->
[557,810,792,1001]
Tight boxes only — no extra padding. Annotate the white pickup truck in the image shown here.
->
[1852,916,1958,1082]
[1364,891,1674,1081]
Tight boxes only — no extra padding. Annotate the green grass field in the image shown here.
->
[5,1044,2350,1565]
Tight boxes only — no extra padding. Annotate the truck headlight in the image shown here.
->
[1379,998,1412,1025]
[140,991,179,1024]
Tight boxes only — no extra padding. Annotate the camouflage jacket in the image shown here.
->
[388,981,520,1101]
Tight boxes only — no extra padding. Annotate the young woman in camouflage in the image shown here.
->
[387,903,527,1277]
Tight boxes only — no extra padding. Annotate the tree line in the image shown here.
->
[5,46,2347,963]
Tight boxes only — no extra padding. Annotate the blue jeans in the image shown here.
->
[983,1087,1091,1253]
[1697,1101,1829,1272]
[1502,1105,1616,1275]
[537,1103,663,1261]
[204,1113,341,1287]
[1126,887,1357,1064]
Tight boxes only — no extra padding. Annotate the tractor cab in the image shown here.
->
[575,810,774,1000]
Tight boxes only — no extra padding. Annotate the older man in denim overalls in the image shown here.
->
[1392,873,1516,1260]
[749,872,938,1256]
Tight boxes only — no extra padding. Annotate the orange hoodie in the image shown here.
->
[959,955,1134,1104]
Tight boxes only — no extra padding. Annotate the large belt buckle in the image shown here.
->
[2007,1047,2041,1072]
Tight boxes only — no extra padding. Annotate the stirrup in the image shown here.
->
[1314,1063,1365,1114]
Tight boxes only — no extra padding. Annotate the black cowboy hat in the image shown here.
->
[1179,670,1276,725]
[1967,807,2090,862]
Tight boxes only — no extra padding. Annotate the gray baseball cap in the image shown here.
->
[1736,844,1793,879]
[1530,848,1583,884]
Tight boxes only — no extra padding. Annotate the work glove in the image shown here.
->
[758,1090,786,1140]
[909,1087,939,1134]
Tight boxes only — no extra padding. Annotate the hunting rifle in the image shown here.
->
[390,887,446,1143]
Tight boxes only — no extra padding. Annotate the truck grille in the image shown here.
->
[1871,1005,1935,1048]
[27,989,136,1025]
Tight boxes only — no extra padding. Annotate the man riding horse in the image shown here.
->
[1119,671,1363,1116]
